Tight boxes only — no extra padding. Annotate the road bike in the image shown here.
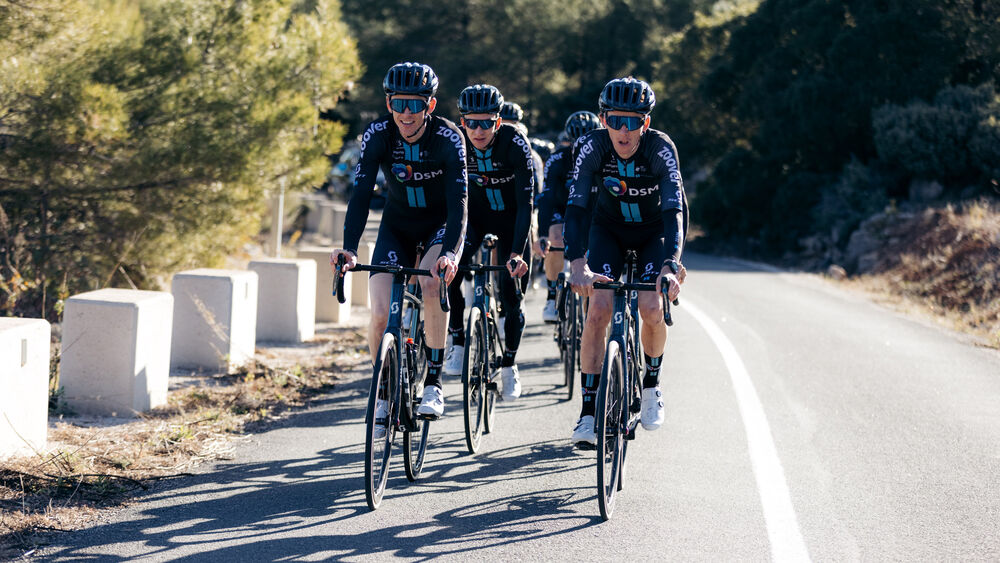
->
[457,234,522,453]
[591,250,675,520]
[542,243,581,401]
[334,257,449,510]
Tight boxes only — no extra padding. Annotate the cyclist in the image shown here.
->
[564,77,686,446]
[442,84,534,402]
[331,62,467,418]
[534,110,602,323]
[499,101,524,125]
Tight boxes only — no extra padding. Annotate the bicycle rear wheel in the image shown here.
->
[404,340,430,480]
[365,333,398,511]
[483,315,501,434]
[462,307,486,453]
[595,339,625,521]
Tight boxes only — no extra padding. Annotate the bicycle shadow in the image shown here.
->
[41,362,604,560]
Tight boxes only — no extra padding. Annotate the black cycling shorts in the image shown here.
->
[586,216,665,283]
[549,204,566,227]
[371,220,447,273]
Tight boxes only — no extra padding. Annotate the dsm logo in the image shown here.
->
[468,173,488,188]
[603,176,627,197]
[391,163,413,182]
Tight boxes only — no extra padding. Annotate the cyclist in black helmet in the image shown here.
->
[441,84,535,402]
[499,101,524,124]
[565,77,688,446]
[534,110,602,323]
[332,62,467,419]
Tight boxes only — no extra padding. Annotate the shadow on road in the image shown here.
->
[41,360,602,560]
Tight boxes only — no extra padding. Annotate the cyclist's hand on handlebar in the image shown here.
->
[507,253,528,278]
[435,253,458,285]
[330,249,357,274]
[533,237,548,258]
[677,262,688,285]
[569,258,611,298]
[657,266,682,302]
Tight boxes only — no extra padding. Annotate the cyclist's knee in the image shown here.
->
[418,273,440,296]
[639,302,665,325]
[586,300,613,327]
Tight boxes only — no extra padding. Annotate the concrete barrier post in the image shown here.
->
[0,318,50,458]
[60,289,173,416]
[248,258,316,342]
[352,241,376,308]
[296,246,352,323]
[170,269,258,372]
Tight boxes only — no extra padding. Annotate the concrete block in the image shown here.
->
[315,200,336,239]
[296,246,352,323]
[248,258,316,342]
[60,289,173,416]
[303,194,326,233]
[352,241,376,308]
[0,318,50,458]
[326,201,348,243]
[170,269,258,372]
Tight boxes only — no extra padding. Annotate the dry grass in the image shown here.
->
[0,326,368,558]
[839,199,1000,347]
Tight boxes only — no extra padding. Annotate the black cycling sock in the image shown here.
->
[501,349,517,368]
[425,346,444,389]
[580,372,599,417]
[546,279,557,300]
[449,327,465,348]
[642,354,662,388]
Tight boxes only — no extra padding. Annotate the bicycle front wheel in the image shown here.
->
[596,339,625,521]
[462,307,486,453]
[564,294,579,400]
[403,418,430,481]
[365,333,398,511]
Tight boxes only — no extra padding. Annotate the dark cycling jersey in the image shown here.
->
[564,128,686,265]
[537,144,573,234]
[463,123,535,256]
[343,113,468,258]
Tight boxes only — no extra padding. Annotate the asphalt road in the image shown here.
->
[38,253,1000,561]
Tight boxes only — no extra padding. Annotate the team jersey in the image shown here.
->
[537,144,574,234]
[463,123,535,256]
[564,128,686,262]
[343,113,468,258]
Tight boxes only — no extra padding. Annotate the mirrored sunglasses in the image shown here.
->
[605,114,645,131]
[463,117,498,130]
[390,98,429,113]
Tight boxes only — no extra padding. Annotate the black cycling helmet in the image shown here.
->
[383,62,439,97]
[564,111,602,141]
[499,101,524,122]
[599,77,655,114]
[458,84,504,114]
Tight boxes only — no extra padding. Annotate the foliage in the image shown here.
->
[0,0,361,320]
[873,83,1000,189]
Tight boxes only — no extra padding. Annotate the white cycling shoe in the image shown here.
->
[640,387,665,430]
[501,365,521,401]
[572,415,596,446]
[417,385,445,418]
[443,344,464,376]
[373,398,389,439]
[542,299,559,323]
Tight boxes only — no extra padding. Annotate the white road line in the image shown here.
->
[684,299,811,563]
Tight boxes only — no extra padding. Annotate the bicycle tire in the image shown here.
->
[365,333,398,511]
[596,339,625,521]
[404,339,430,480]
[483,314,501,434]
[564,294,578,400]
[462,307,486,453]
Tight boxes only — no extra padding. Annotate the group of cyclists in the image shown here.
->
[331,61,686,450]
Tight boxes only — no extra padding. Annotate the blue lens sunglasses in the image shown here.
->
[463,117,498,130]
[604,114,646,131]
[390,98,429,114]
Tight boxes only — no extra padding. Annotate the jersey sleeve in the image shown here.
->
[343,120,388,253]
[646,132,686,262]
[437,121,469,259]
[508,130,536,256]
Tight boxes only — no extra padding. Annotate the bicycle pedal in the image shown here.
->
[486,382,499,391]
[575,441,597,451]
[417,412,440,421]
[625,428,637,440]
